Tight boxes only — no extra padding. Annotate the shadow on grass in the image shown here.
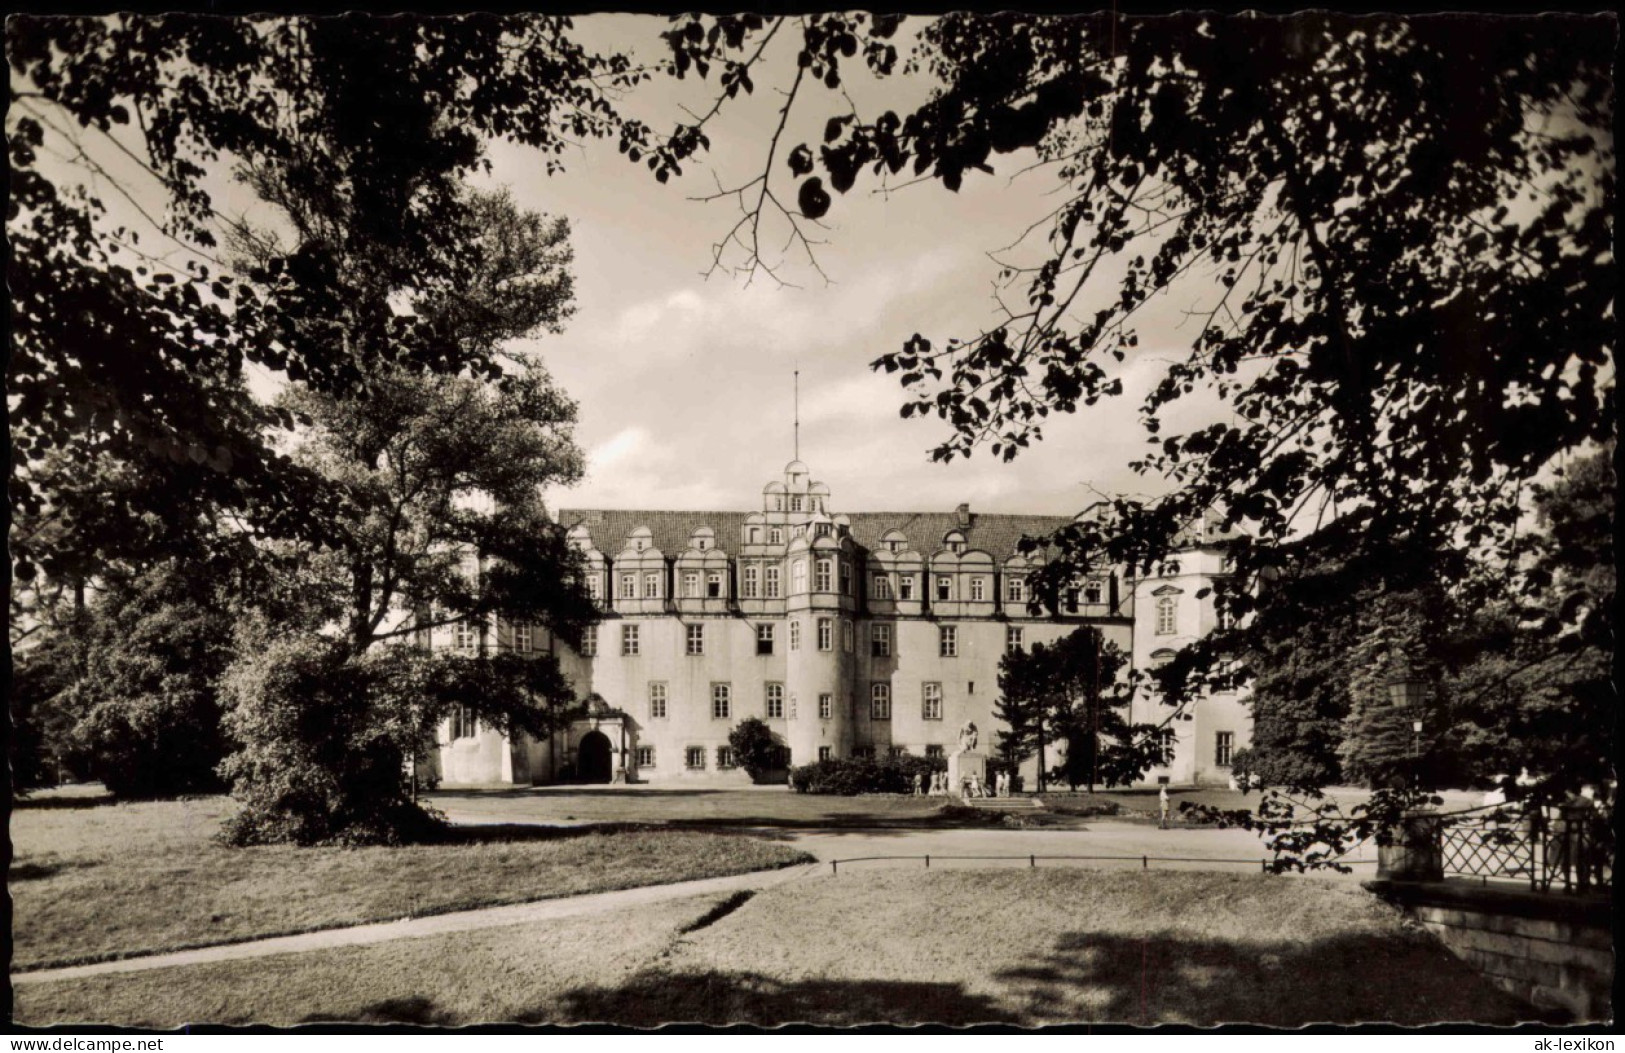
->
[536,972,1018,1026]
[502,930,1545,1027]
[9,859,100,881]
[430,787,733,800]
[11,794,119,811]
[992,929,1544,1027]
[313,996,461,1027]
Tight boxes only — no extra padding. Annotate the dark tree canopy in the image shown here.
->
[7,14,650,581]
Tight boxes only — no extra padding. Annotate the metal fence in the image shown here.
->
[822,853,1381,875]
[1439,802,1613,894]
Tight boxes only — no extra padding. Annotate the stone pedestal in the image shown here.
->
[1377,811,1444,882]
[948,750,987,797]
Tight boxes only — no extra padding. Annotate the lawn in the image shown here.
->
[9,794,811,971]
[14,870,1534,1027]
[428,786,950,828]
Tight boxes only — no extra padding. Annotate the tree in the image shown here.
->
[728,717,780,782]
[655,12,1613,767]
[219,628,577,846]
[59,560,240,798]
[7,14,652,586]
[995,627,1141,793]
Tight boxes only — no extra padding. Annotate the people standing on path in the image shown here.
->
[1159,785,1171,829]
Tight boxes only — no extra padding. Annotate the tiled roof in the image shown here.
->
[557,508,1075,559]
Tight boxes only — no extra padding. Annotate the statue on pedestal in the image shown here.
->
[957,721,979,754]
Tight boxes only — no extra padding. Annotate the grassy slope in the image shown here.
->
[9,796,810,970]
[16,870,1532,1027]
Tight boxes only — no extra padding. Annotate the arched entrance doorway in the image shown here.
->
[578,730,613,784]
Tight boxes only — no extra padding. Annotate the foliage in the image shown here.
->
[1185,787,1445,874]
[59,561,240,798]
[994,627,1145,792]
[788,754,942,796]
[7,13,652,584]
[219,629,581,846]
[727,717,782,781]
[8,619,95,794]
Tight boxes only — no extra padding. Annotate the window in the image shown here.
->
[450,705,478,740]
[621,624,640,656]
[770,527,784,545]
[717,746,738,769]
[454,622,477,651]
[817,618,833,652]
[872,573,892,599]
[747,527,761,544]
[815,559,833,592]
[685,746,706,770]
[1085,580,1104,605]
[842,621,854,653]
[743,564,760,598]
[712,683,731,720]
[1217,603,1236,631]
[853,746,875,760]
[818,693,832,720]
[1215,731,1235,767]
[788,693,798,720]
[841,562,853,595]
[620,573,636,599]
[946,533,966,554]
[1006,575,1027,603]
[648,682,667,719]
[1156,596,1177,635]
[1157,728,1177,764]
[818,746,832,762]
[1150,649,1177,670]
[899,575,916,600]
[766,682,784,719]
[643,571,660,598]
[791,495,803,512]
[1066,586,1080,613]
[681,571,699,598]
[871,683,891,720]
[587,575,602,602]
[939,625,958,658]
[707,571,722,598]
[970,577,986,601]
[925,745,944,760]
[968,681,975,694]
[756,623,775,655]
[687,623,705,656]
[696,537,711,551]
[936,576,953,601]
[922,682,944,721]
[890,745,908,759]
[1006,626,1024,653]
[871,623,892,657]
[636,745,655,768]
[513,622,532,653]
[792,560,808,593]
[582,625,598,657]
[788,618,802,651]
[765,565,781,598]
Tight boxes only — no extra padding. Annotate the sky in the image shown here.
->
[475,15,1233,518]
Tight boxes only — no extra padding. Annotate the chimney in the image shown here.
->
[955,502,971,528]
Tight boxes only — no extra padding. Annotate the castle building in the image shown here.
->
[431,460,1249,789]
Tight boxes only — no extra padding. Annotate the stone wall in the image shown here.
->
[1365,878,1614,1022]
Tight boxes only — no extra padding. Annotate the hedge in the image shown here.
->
[788,755,946,795]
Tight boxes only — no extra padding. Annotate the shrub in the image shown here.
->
[788,754,944,795]
[728,717,782,782]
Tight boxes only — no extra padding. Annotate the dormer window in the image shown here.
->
[635,539,647,552]
[706,571,722,598]
[1084,580,1104,605]
[697,538,710,551]
[945,531,967,554]
[643,572,660,599]
[935,576,952,601]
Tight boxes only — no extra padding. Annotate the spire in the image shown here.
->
[793,369,800,462]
